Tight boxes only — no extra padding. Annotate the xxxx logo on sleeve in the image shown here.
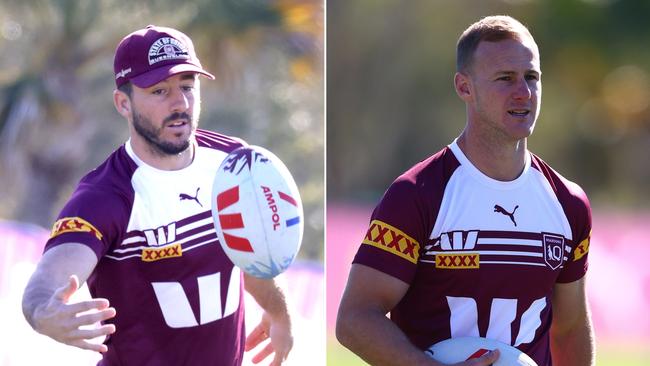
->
[50,217,103,240]
[574,232,590,261]
[362,220,420,264]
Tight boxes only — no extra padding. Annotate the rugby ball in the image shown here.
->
[425,337,538,366]
[211,145,303,279]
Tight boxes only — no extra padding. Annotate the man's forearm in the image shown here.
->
[243,274,290,320]
[550,278,595,366]
[22,243,100,333]
[336,308,440,366]
[550,316,595,366]
[22,258,66,330]
[22,276,54,329]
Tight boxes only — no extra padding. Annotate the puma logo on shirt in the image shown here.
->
[494,204,519,226]
[180,187,202,207]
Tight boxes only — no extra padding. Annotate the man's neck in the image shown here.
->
[129,138,194,171]
[456,129,528,181]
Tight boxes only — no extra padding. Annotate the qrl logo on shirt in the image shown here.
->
[543,233,565,270]
[362,220,420,263]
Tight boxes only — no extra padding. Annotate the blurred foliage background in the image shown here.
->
[327,0,649,365]
[328,0,650,209]
[0,0,324,261]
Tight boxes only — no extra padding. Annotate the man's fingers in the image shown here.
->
[269,349,287,366]
[69,339,109,353]
[66,298,111,315]
[251,342,274,364]
[245,324,267,351]
[465,349,500,366]
[54,275,80,303]
[73,307,116,327]
[70,324,116,340]
[479,349,499,365]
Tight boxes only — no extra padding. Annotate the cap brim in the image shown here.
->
[130,64,215,88]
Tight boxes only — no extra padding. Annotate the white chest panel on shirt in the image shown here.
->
[124,141,228,247]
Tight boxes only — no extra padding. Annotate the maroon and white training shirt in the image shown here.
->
[354,140,591,366]
[45,129,247,366]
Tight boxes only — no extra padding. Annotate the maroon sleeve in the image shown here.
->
[45,146,136,259]
[556,180,591,283]
[353,178,426,284]
[531,155,592,283]
[45,186,133,260]
[353,147,460,284]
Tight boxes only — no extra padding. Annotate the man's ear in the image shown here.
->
[113,89,131,119]
[454,72,473,102]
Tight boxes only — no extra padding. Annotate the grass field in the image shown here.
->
[327,338,650,366]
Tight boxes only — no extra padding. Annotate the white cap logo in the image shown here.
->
[148,37,189,65]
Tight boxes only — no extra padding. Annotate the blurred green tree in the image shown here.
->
[327,0,650,210]
[0,0,324,259]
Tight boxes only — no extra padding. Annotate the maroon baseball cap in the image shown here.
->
[113,25,215,88]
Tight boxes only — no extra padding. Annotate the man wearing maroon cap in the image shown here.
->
[22,25,294,366]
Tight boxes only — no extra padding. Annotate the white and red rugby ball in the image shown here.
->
[425,337,538,366]
[211,145,303,279]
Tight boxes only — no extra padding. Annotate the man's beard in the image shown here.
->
[132,109,196,156]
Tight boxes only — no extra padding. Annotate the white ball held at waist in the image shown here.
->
[425,337,538,366]
[211,146,304,278]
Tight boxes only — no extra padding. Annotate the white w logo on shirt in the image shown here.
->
[439,230,479,250]
[143,222,176,247]
[446,296,546,346]
[151,267,241,328]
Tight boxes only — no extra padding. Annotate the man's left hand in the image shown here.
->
[245,311,293,365]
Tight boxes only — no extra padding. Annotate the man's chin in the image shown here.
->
[506,121,536,140]
[153,139,191,155]
[163,131,192,147]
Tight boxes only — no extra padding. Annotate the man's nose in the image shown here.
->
[169,88,190,112]
[512,78,532,99]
